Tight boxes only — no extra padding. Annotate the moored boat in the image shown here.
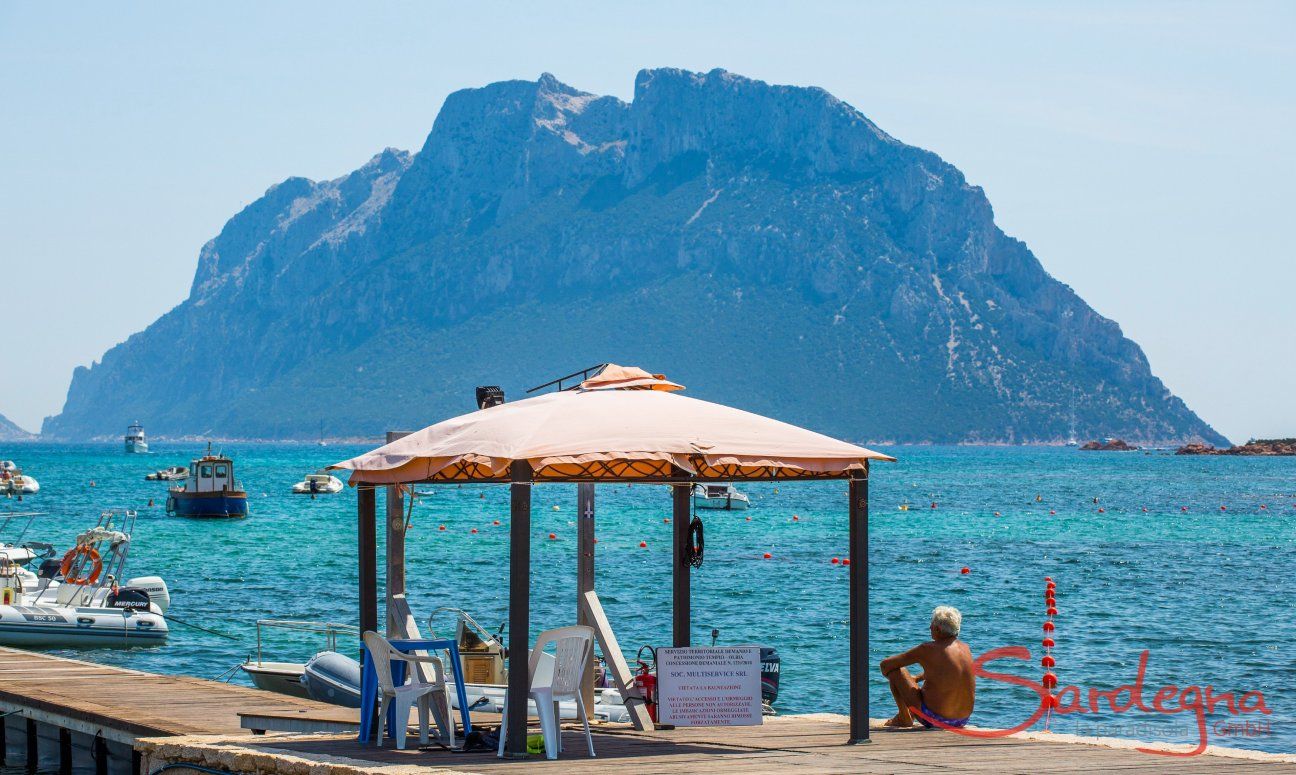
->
[0,510,170,648]
[291,471,344,495]
[124,422,148,454]
[166,447,248,518]
[145,465,189,481]
[692,483,750,510]
[0,462,39,496]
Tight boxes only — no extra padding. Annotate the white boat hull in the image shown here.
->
[0,604,168,647]
[1,477,39,495]
[693,493,749,510]
[242,661,312,698]
[291,477,344,495]
[125,440,148,454]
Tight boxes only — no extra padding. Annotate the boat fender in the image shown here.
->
[303,651,363,708]
[59,545,102,585]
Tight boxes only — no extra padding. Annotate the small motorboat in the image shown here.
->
[0,510,170,647]
[291,471,344,495]
[693,483,750,510]
[0,511,55,567]
[166,445,247,518]
[124,422,148,454]
[239,619,359,699]
[145,465,189,481]
[0,462,38,497]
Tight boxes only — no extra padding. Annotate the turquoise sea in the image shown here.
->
[1,442,1292,755]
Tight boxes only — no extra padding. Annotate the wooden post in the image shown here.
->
[504,460,533,758]
[671,482,691,648]
[385,431,411,636]
[358,486,378,641]
[576,482,596,713]
[848,465,870,744]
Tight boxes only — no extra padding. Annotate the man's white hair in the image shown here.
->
[931,605,962,637]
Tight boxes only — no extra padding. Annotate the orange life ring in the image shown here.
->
[59,546,102,586]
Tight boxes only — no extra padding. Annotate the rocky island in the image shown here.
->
[41,69,1228,446]
[1176,439,1296,456]
[1080,439,1138,451]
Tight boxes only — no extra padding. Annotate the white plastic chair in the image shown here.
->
[363,631,454,749]
[497,625,596,760]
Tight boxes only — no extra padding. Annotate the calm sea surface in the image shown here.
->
[1,442,1292,755]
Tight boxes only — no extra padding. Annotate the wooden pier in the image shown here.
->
[2,647,1293,774]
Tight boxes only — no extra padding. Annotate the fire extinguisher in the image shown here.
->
[634,645,658,722]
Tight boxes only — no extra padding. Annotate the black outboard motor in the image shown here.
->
[37,559,62,580]
[476,386,505,409]
[107,587,151,610]
[760,646,781,706]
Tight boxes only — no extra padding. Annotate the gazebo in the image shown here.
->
[331,365,893,756]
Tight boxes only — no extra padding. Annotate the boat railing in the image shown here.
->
[253,619,360,665]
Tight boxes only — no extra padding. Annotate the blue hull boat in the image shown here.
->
[167,491,248,518]
[166,447,248,518]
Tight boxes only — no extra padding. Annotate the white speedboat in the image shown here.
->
[239,619,359,699]
[693,483,750,510]
[0,510,170,648]
[124,422,148,454]
[291,472,344,495]
[0,511,56,569]
[145,465,189,481]
[0,463,38,496]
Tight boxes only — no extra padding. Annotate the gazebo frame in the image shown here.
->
[354,452,871,756]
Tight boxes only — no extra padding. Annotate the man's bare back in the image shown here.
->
[880,606,975,728]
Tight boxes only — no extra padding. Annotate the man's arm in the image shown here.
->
[880,644,925,676]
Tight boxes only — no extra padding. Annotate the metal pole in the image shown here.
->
[577,482,596,712]
[848,465,870,744]
[385,431,410,636]
[358,487,378,639]
[504,460,533,758]
[671,482,691,648]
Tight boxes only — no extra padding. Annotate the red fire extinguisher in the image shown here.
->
[634,645,658,722]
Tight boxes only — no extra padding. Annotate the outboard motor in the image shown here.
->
[760,646,781,707]
[37,558,62,579]
[124,576,170,613]
[107,587,152,610]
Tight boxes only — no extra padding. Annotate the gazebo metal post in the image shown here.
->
[384,431,410,635]
[848,464,870,744]
[504,460,534,758]
[357,486,378,640]
[576,482,596,712]
[671,481,692,649]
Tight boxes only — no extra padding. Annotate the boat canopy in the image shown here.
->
[330,364,893,484]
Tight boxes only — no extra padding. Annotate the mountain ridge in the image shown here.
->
[0,412,36,441]
[42,68,1227,447]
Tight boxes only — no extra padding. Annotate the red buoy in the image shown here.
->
[663,518,670,523]
[639,541,647,548]
[1097,508,1105,513]
[1042,672,1058,688]
[548,533,557,540]
[1047,606,1058,615]
[960,566,970,574]
[438,525,446,531]
[843,558,851,566]
[1047,694,1059,709]
[745,516,752,521]
[1044,576,1053,582]
[831,557,840,564]
[470,528,478,534]
[1220,505,1227,511]
[1142,507,1148,513]
[792,515,800,521]
[1049,510,1057,515]
[1041,655,1055,667]
[1042,637,1055,648]
[493,519,501,525]
[763,553,772,560]
[1181,506,1188,512]
[931,502,938,509]
[1043,622,1055,632]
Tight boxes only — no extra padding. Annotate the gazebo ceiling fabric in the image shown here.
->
[331,386,894,484]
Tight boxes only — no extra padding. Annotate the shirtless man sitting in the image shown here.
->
[879,605,975,728]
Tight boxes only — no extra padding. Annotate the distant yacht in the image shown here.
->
[693,483,750,511]
[124,422,148,454]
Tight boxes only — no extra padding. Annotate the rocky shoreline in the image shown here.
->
[1080,438,1138,451]
[1176,438,1296,456]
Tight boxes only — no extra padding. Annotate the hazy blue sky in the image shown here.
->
[1,2,1291,441]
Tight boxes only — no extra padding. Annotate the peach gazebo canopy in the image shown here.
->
[332,384,893,484]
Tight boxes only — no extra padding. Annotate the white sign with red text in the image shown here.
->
[657,646,762,727]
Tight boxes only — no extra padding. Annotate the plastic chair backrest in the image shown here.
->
[363,631,398,694]
[528,625,593,696]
